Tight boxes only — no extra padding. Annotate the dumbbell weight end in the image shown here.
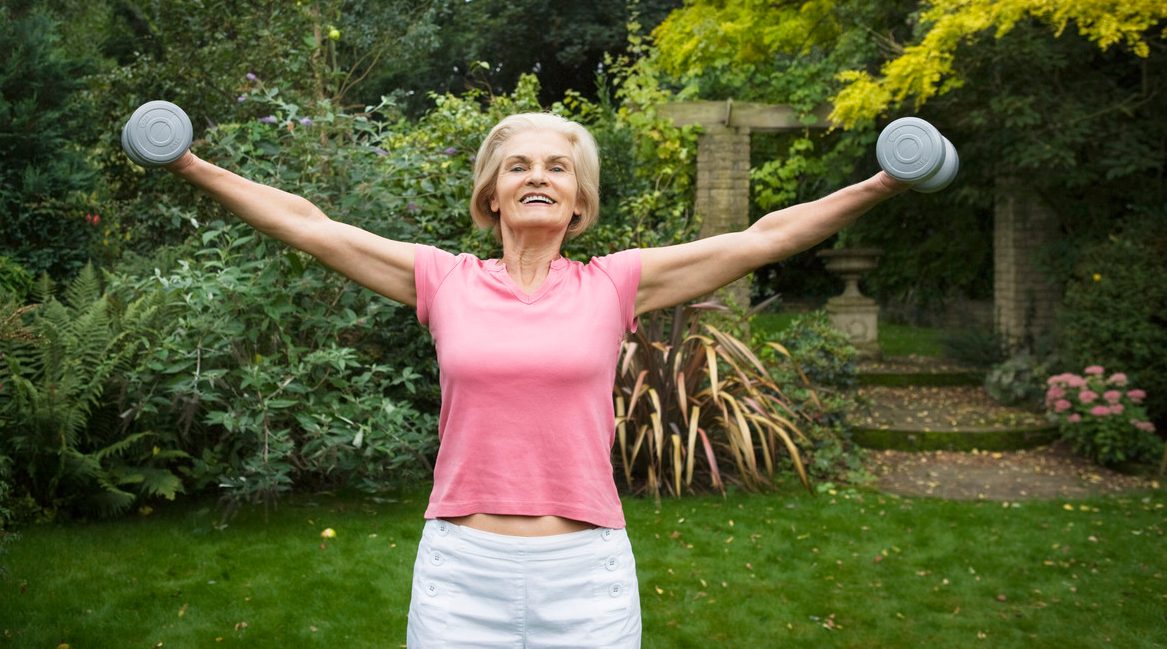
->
[876,116,958,193]
[913,136,958,193]
[121,100,192,168]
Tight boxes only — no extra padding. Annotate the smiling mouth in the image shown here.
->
[520,194,556,205]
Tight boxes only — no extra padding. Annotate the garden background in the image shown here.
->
[1,1,1164,646]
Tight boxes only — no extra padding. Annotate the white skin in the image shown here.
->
[167,126,909,535]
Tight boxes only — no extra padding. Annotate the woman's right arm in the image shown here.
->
[166,151,417,307]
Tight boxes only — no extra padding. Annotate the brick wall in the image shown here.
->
[994,179,1062,349]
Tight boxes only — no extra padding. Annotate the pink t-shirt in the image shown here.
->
[414,244,641,529]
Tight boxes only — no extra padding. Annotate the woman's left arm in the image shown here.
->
[636,171,910,316]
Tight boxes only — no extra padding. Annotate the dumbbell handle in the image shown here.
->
[876,117,958,193]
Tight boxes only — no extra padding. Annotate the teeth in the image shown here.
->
[521,195,554,205]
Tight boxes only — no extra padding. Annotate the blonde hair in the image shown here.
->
[470,113,600,240]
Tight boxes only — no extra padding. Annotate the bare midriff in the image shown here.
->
[443,513,597,537]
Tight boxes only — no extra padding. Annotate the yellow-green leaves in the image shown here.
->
[832,0,1167,127]
[653,0,842,78]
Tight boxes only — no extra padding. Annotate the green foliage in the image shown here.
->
[0,6,100,280]
[757,310,869,481]
[0,257,34,302]
[365,0,681,115]
[614,305,812,499]
[109,223,438,509]
[0,265,181,518]
[1045,368,1161,467]
[1056,213,1167,425]
[765,311,859,392]
[985,352,1053,410]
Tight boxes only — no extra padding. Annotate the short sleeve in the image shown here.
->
[414,244,461,326]
[590,248,642,333]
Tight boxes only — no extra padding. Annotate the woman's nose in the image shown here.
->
[526,164,547,184]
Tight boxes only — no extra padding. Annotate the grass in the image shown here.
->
[3,485,1165,648]
[751,312,946,358]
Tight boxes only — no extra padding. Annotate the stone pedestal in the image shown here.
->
[818,248,882,358]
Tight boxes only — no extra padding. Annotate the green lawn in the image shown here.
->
[3,486,1164,648]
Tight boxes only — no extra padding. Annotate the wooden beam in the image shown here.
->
[658,101,834,132]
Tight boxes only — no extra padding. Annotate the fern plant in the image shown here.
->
[0,265,184,517]
[614,304,812,500]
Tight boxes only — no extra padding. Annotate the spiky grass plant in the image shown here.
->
[614,304,812,499]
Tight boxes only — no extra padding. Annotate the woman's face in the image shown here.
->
[490,128,581,237]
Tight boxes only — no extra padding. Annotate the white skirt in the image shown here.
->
[406,519,642,648]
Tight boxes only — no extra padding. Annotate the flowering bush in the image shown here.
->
[1045,366,1162,467]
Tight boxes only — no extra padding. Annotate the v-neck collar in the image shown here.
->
[487,257,569,305]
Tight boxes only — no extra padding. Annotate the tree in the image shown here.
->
[831,0,1167,126]
[358,0,683,115]
[0,6,100,280]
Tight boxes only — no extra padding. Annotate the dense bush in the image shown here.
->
[1045,367,1161,467]
[107,224,439,509]
[758,310,865,482]
[985,352,1053,410]
[0,266,179,518]
[1055,214,1167,426]
[0,7,101,280]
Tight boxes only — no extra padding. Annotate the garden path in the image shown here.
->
[854,355,1162,500]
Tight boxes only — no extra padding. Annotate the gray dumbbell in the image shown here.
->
[876,117,958,193]
[121,100,192,167]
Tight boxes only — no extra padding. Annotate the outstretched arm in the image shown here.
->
[166,152,417,307]
[636,171,909,315]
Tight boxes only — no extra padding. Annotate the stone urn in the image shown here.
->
[816,248,882,358]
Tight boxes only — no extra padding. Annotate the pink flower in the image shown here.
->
[1084,365,1105,376]
[1046,386,1065,401]
[1109,404,1124,415]
[1089,405,1111,417]
[1067,414,1082,423]
[1134,421,1156,433]
[1127,389,1146,402]
[1107,373,1128,386]
[1066,375,1087,388]
[1103,390,1122,404]
[1054,399,1072,413]
[1078,390,1098,404]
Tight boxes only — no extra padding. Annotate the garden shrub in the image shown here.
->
[0,265,181,518]
[1056,213,1167,425]
[985,351,1053,410]
[614,305,812,498]
[0,257,33,302]
[108,224,438,508]
[758,310,866,481]
[0,7,101,281]
[1045,366,1161,467]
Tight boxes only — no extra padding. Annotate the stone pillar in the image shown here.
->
[694,124,752,310]
[656,101,833,313]
[994,178,1061,350]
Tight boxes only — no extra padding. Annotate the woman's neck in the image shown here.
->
[500,245,560,294]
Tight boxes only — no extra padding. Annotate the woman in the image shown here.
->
[166,112,908,647]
